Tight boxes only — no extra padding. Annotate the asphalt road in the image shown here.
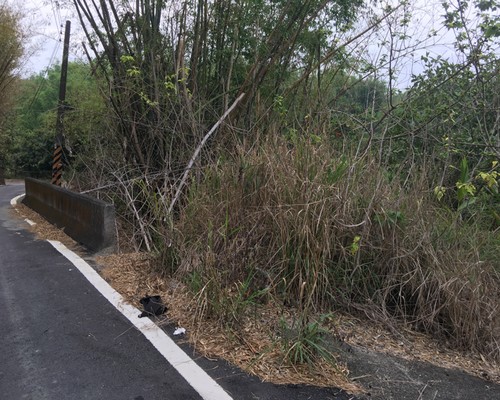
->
[0,183,356,400]
[0,184,204,400]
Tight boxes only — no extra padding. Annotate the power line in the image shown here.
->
[49,0,62,41]
[25,0,68,112]
[26,40,61,112]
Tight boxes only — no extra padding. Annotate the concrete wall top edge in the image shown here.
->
[25,178,112,208]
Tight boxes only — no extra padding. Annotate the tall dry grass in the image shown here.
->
[173,136,500,360]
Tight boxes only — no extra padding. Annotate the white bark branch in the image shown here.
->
[168,92,246,214]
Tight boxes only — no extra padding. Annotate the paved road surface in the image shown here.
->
[0,184,205,399]
[0,183,356,400]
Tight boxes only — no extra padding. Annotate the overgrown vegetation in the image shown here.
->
[0,1,24,184]
[4,0,500,366]
[175,138,499,360]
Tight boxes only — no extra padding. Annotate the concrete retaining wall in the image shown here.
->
[23,178,116,252]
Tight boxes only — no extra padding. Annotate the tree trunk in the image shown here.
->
[0,168,6,185]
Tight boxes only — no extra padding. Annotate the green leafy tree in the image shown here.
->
[379,0,499,224]
[7,62,106,178]
[0,2,24,183]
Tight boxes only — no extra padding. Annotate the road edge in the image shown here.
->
[11,193,233,400]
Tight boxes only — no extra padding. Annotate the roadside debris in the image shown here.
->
[173,327,186,336]
[138,295,167,318]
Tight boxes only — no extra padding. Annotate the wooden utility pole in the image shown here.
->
[52,20,71,186]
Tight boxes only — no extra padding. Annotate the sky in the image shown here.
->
[15,0,76,77]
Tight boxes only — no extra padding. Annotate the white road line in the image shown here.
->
[10,194,24,207]
[47,240,233,400]
[10,194,233,400]
[10,194,37,226]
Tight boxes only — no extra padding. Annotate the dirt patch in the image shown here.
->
[12,200,500,394]
[336,315,500,384]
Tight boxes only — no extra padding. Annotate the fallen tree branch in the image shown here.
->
[168,92,246,214]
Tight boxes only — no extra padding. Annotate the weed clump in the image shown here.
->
[174,137,500,362]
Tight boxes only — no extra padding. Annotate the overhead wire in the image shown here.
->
[49,0,62,41]
[25,41,60,112]
[25,0,64,113]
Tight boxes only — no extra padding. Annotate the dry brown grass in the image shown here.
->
[12,201,83,251]
[174,137,500,361]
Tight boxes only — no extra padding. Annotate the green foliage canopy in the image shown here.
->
[0,2,24,182]
[5,62,106,177]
